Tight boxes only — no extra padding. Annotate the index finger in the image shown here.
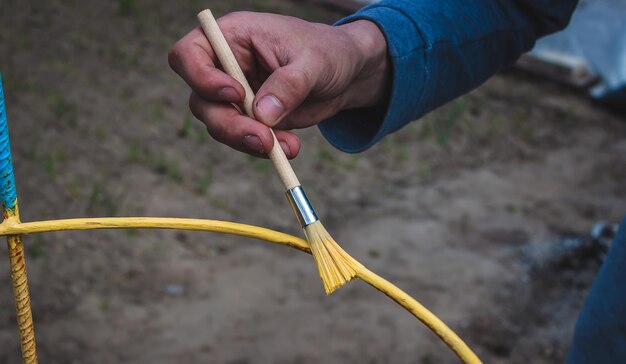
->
[168,27,245,103]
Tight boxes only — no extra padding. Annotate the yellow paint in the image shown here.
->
[2,200,38,364]
[0,216,481,363]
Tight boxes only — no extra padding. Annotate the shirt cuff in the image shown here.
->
[318,5,427,153]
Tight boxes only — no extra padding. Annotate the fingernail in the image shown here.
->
[217,87,240,102]
[280,141,291,158]
[255,95,284,126]
[243,135,264,154]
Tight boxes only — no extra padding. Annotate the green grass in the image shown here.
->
[316,146,341,170]
[505,203,520,214]
[125,229,139,237]
[116,0,137,16]
[25,135,40,161]
[176,110,208,145]
[418,163,432,179]
[368,249,381,259]
[127,142,140,163]
[47,58,73,76]
[27,235,45,260]
[247,156,272,175]
[177,112,194,139]
[94,125,108,141]
[112,47,142,68]
[509,104,537,142]
[43,150,67,182]
[250,2,278,12]
[148,152,182,181]
[66,173,81,198]
[383,136,409,163]
[48,92,78,128]
[486,114,505,141]
[127,144,185,182]
[150,100,165,122]
[419,97,468,146]
[99,297,111,312]
[196,168,213,196]
[436,98,467,145]
[195,128,208,145]
[346,155,359,171]
[88,179,121,216]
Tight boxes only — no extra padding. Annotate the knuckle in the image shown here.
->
[279,68,310,105]
[206,124,230,144]
[188,94,203,120]
[197,69,221,94]
[167,43,182,70]
[218,11,248,32]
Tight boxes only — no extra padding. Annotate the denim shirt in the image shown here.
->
[320,3,626,363]
[319,0,577,152]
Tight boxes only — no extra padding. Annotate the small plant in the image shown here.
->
[418,97,468,146]
[147,152,182,181]
[95,125,108,140]
[481,113,505,142]
[177,112,194,138]
[196,168,213,196]
[368,249,381,259]
[26,135,39,160]
[505,203,519,214]
[66,173,81,198]
[43,150,66,182]
[99,298,111,312]
[250,2,276,12]
[346,155,358,171]
[27,236,45,260]
[150,100,165,122]
[116,0,137,17]
[247,156,271,174]
[127,142,140,163]
[315,146,343,171]
[195,128,207,145]
[435,97,467,145]
[419,164,432,179]
[88,179,121,216]
[125,229,139,237]
[47,59,73,75]
[383,136,409,163]
[48,92,78,128]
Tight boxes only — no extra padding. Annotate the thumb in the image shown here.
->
[253,62,314,127]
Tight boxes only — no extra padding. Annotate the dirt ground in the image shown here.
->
[0,1,625,363]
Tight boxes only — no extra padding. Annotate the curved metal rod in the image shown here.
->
[0,217,481,363]
[0,217,310,252]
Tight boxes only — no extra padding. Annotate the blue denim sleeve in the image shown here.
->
[567,216,626,363]
[318,0,577,152]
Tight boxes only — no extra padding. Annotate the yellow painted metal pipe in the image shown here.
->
[2,74,38,363]
[0,216,481,363]
[2,204,37,364]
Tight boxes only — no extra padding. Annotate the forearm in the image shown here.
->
[320,0,578,153]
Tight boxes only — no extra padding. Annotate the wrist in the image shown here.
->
[338,20,390,109]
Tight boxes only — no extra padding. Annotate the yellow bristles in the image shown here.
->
[304,220,364,294]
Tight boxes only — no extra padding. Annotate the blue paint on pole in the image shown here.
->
[0,72,17,212]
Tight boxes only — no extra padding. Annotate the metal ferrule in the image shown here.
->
[285,186,318,227]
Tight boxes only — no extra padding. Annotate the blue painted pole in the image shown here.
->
[0,73,38,364]
[0,72,17,213]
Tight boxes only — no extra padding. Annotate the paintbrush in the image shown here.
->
[197,9,363,294]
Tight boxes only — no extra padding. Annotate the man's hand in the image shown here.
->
[168,11,389,158]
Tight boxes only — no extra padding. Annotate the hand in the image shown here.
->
[168,11,389,158]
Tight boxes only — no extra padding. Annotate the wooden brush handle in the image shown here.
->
[197,9,301,190]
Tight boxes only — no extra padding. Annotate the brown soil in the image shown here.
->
[1,1,625,363]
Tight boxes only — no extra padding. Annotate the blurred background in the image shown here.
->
[0,0,625,363]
